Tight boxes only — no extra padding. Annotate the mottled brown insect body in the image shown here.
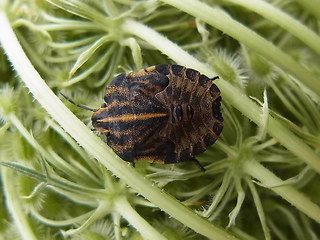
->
[91,64,223,166]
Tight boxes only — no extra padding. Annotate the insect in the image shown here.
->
[62,64,223,170]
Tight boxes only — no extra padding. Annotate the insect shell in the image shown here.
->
[64,64,223,170]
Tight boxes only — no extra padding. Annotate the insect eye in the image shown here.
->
[176,105,183,121]
[186,104,194,119]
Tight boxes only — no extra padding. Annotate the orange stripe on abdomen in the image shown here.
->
[97,113,168,123]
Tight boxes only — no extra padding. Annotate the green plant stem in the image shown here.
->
[121,19,320,175]
[276,205,305,239]
[30,208,95,226]
[104,0,119,17]
[8,114,99,187]
[114,197,167,240]
[46,0,112,26]
[62,201,112,237]
[296,0,320,19]
[246,178,270,240]
[0,12,238,240]
[112,212,122,240]
[226,0,320,55]
[243,160,320,224]
[45,118,88,161]
[160,0,320,97]
[2,168,37,240]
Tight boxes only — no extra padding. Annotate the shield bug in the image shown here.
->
[62,64,223,170]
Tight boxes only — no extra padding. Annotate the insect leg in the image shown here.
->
[191,158,206,172]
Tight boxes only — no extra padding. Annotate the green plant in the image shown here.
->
[0,0,320,239]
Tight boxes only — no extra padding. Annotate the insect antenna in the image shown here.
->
[60,92,97,112]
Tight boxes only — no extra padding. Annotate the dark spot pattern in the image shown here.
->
[89,64,222,168]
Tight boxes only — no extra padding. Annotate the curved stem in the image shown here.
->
[0,11,238,240]
[115,197,167,240]
[160,0,320,98]
[243,160,320,224]
[226,0,320,55]
[2,168,37,240]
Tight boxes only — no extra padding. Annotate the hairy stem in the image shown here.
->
[115,197,167,240]
[0,11,238,240]
[160,0,320,97]
[228,0,320,55]
[243,160,320,224]
[2,168,37,240]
